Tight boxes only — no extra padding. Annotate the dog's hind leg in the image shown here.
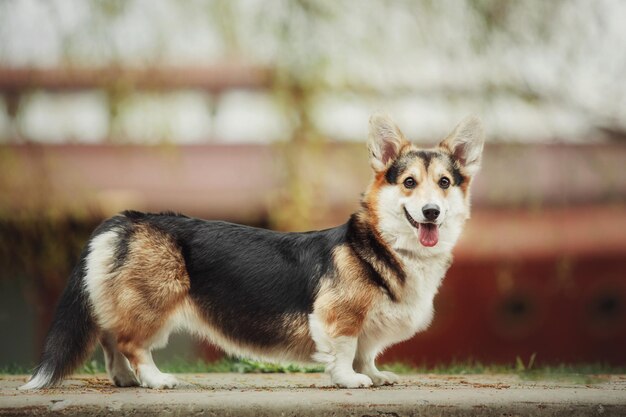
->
[100,332,139,387]
[116,339,178,389]
[89,221,190,389]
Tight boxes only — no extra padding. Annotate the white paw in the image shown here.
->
[112,372,139,387]
[368,370,399,386]
[110,362,139,387]
[332,371,373,388]
[140,372,179,389]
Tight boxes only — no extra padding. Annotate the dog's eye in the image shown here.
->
[439,177,451,189]
[403,177,416,189]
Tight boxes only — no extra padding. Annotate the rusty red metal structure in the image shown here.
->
[0,66,272,93]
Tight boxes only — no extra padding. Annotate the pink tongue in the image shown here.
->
[419,223,439,247]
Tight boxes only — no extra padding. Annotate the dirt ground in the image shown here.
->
[1,373,625,416]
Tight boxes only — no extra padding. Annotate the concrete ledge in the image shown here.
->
[1,373,625,416]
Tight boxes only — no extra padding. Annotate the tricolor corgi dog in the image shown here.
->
[22,113,484,390]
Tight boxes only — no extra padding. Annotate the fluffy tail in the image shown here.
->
[20,248,97,389]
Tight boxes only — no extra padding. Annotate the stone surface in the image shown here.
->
[1,373,625,416]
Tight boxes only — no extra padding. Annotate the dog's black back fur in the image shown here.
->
[123,211,348,347]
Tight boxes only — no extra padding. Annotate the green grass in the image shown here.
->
[0,357,325,376]
[0,363,32,375]
[381,356,626,384]
[4,356,625,379]
[155,357,324,374]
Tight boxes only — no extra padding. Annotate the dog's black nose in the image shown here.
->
[422,204,440,221]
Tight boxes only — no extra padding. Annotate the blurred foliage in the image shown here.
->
[0,215,97,285]
[241,1,335,230]
[0,213,99,346]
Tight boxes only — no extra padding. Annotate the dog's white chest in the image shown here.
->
[363,256,448,347]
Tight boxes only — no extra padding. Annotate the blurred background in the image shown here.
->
[0,0,624,369]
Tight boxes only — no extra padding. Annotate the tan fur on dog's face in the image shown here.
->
[395,153,461,220]
[364,114,484,256]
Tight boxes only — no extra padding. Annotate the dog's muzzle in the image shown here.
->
[403,206,440,247]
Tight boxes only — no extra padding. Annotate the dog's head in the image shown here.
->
[364,113,484,255]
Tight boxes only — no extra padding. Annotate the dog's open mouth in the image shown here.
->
[403,207,439,247]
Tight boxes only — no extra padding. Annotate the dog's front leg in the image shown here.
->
[353,338,399,386]
[309,314,373,388]
[327,336,374,388]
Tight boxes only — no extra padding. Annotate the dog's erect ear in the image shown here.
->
[439,115,484,177]
[368,113,409,172]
